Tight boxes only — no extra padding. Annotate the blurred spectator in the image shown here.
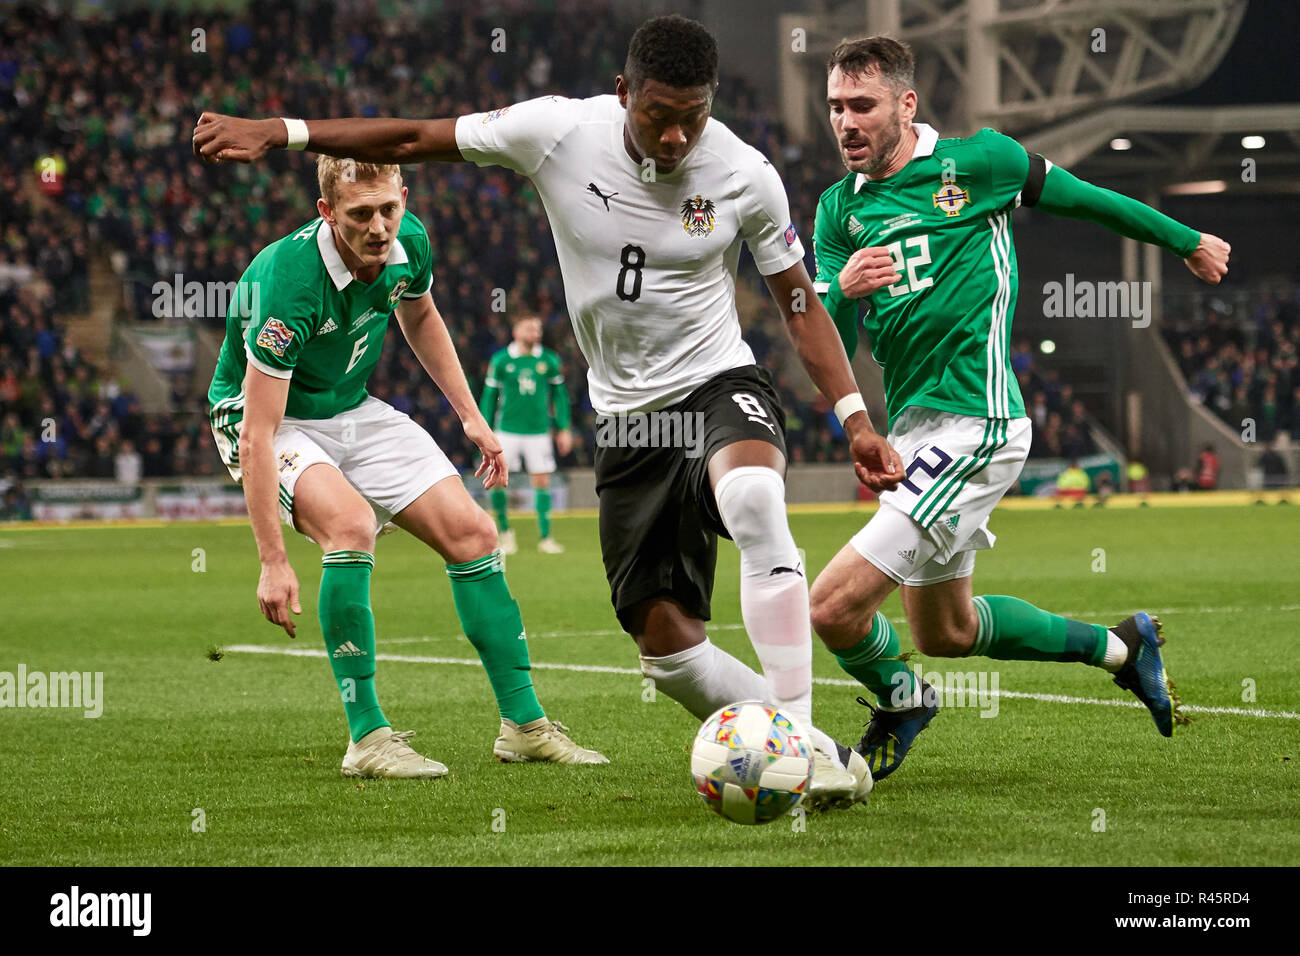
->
[1259,442,1290,489]
[1,482,32,521]
[1126,459,1151,493]
[1056,460,1090,500]
[1197,443,1220,490]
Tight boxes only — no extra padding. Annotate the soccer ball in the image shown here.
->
[690,701,814,825]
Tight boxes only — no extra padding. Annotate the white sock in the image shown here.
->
[1101,629,1128,672]
[639,639,767,720]
[713,466,814,731]
[639,639,843,767]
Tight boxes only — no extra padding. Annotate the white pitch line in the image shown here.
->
[225,644,1300,721]
[378,602,1300,646]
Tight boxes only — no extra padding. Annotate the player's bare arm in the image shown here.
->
[394,292,506,488]
[193,113,463,165]
[239,365,302,638]
[764,262,902,492]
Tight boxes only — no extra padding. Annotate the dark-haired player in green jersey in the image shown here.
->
[479,314,572,555]
[807,37,1231,779]
[208,156,605,776]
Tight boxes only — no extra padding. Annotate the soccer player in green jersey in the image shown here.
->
[806,37,1231,779]
[479,314,573,555]
[207,156,606,776]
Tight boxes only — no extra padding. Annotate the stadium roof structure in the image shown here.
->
[781,0,1253,163]
[1021,104,1300,196]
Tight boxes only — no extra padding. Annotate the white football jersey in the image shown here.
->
[456,95,804,413]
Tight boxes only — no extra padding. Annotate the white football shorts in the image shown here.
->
[498,431,556,475]
[212,395,458,532]
[850,406,1031,586]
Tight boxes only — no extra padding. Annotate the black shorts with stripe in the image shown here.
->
[593,365,787,634]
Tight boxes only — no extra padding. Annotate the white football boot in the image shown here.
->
[804,742,873,810]
[537,537,565,554]
[341,727,448,779]
[493,717,609,764]
[498,529,518,555]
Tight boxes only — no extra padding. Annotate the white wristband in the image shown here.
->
[282,118,309,150]
[833,392,867,426]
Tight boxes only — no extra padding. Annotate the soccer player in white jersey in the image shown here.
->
[194,15,906,808]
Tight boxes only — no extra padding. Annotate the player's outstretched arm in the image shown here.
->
[1031,160,1231,284]
[765,262,903,492]
[193,113,463,165]
[395,292,506,488]
[240,366,302,638]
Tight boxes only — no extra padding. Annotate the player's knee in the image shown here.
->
[441,508,499,564]
[323,509,377,553]
[714,467,791,552]
[809,577,872,645]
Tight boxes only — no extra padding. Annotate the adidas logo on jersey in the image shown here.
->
[847,214,866,238]
[320,317,339,334]
[946,514,961,532]
[332,641,366,658]
[897,548,917,564]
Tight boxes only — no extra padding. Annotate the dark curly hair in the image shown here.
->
[623,15,719,94]
[826,36,915,92]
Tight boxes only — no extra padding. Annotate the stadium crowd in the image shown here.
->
[1162,286,1300,444]
[0,0,1170,512]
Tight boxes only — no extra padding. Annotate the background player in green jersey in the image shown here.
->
[208,156,605,776]
[806,37,1231,779]
[479,314,572,555]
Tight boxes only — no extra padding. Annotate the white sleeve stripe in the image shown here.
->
[245,343,293,380]
[484,377,501,388]
[813,282,831,294]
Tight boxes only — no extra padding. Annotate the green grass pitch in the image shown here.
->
[1,503,1296,866]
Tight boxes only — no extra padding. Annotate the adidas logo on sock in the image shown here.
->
[332,641,366,658]
[319,316,339,334]
[847,214,865,237]
[897,548,917,564]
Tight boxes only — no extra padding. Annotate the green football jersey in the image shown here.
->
[207,209,433,433]
[813,126,1030,428]
[479,343,571,434]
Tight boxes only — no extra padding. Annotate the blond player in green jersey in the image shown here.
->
[807,37,1231,780]
[478,314,572,555]
[207,156,605,776]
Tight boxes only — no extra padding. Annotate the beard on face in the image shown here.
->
[843,102,903,177]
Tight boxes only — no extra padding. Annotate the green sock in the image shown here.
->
[319,550,388,742]
[535,487,551,539]
[971,595,1108,664]
[831,610,919,709]
[445,551,545,724]
[490,487,510,532]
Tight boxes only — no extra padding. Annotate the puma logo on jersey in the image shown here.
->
[847,214,866,238]
[748,416,776,434]
[319,317,339,334]
[586,183,618,210]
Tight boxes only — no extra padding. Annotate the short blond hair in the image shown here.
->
[316,156,402,206]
